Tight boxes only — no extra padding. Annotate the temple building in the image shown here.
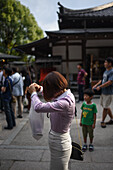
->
[0,53,21,67]
[15,2,113,88]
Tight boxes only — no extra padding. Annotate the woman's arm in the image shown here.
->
[32,94,69,113]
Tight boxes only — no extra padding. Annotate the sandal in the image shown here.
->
[101,122,106,128]
[82,144,87,152]
[89,144,94,152]
[105,120,113,125]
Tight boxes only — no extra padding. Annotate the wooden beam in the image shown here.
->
[82,40,86,67]
[66,39,69,82]
[54,42,82,46]
[86,46,113,49]
[62,59,82,62]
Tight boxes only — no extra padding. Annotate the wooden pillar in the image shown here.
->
[66,39,69,82]
[90,54,93,85]
[82,40,86,67]
[82,39,90,88]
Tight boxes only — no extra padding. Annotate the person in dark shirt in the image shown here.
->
[77,63,88,103]
[1,67,16,129]
[22,68,32,111]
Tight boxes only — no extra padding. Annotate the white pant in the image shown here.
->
[49,130,72,170]
[12,96,23,117]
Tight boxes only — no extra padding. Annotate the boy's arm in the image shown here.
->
[80,111,83,126]
[92,113,96,129]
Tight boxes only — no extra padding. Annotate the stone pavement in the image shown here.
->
[0,98,113,170]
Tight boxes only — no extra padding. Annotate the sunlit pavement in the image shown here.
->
[0,98,113,170]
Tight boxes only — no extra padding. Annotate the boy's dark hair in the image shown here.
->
[105,57,113,66]
[84,88,94,97]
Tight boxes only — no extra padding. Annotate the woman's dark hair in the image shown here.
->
[43,71,68,101]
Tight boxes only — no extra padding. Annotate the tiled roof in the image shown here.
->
[58,2,113,17]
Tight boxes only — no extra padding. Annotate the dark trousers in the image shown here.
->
[78,84,84,101]
[3,100,16,128]
[27,93,31,110]
[0,91,3,111]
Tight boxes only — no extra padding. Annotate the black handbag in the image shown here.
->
[70,107,84,161]
[70,142,83,161]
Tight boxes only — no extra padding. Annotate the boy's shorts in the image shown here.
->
[82,125,93,139]
[100,94,113,108]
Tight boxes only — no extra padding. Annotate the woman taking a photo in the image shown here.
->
[28,71,75,170]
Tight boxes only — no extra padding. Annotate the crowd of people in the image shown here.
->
[0,65,33,130]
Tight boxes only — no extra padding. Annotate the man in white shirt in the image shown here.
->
[11,67,24,118]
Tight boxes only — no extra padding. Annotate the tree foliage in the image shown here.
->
[0,0,44,55]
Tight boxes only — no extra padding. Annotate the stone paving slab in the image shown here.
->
[10,161,50,170]
[0,148,44,161]
[70,162,113,170]
[0,160,13,170]
[0,112,28,142]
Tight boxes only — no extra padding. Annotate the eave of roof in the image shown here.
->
[9,61,26,65]
[14,37,50,55]
[0,53,21,59]
[15,38,47,51]
[46,28,113,36]
[14,37,60,56]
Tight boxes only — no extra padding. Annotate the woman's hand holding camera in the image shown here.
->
[28,83,41,94]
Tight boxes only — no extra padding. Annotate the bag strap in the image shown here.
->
[0,74,3,86]
[7,78,12,96]
[13,76,20,86]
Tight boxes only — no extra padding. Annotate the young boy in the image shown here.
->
[80,88,97,152]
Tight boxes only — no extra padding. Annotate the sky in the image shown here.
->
[19,0,113,34]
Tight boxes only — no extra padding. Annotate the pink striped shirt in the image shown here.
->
[31,89,75,133]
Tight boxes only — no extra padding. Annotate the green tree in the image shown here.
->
[0,0,44,55]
